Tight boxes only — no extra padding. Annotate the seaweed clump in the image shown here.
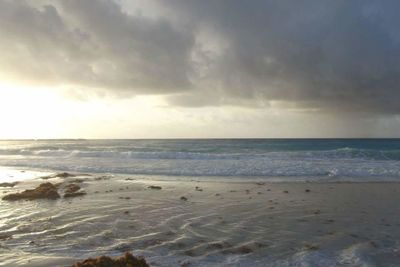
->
[64,183,87,198]
[0,182,19,187]
[2,183,60,201]
[70,252,150,267]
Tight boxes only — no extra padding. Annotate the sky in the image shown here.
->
[0,0,400,138]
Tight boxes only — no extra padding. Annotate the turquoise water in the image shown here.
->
[1,139,400,181]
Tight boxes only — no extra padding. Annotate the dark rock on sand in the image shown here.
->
[148,185,162,190]
[305,189,311,192]
[2,183,60,201]
[70,252,149,267]
[0,182,19,187]
[180,196,188,201]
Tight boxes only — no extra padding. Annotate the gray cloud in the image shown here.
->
[0,0,193,93]
[1,0,400,114]
[160,0,400,113]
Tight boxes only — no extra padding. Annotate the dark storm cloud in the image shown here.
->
[1,0,400,113]
[161,0,400,113]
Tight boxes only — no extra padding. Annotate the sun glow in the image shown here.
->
[0,81,169,139]
[0,82,68,138]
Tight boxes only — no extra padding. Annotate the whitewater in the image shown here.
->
[0,139,400,181]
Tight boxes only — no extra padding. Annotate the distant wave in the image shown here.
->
[1,147,400,161]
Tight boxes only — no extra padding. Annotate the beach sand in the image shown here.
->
[1,173,400,266]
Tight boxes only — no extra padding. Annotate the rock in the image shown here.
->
[0,182,19,187]
[2,183,60,201]
[283,190,289,193]
[70,252,150,267]
[305,189,311,192]
[180,196,188,201]
[148,185,162,190]
[195,186,203,191]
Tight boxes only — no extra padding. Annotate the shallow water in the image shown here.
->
[1,171,400,266]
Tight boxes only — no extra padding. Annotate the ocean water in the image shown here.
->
[1,139,400,181]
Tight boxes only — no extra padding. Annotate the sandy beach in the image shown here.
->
[1,172,400,266]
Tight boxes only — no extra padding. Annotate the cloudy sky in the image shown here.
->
[0,0,399,138]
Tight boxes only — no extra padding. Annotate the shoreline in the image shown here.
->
[3,165,400,184]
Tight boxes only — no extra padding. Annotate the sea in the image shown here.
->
[1,139,400,182]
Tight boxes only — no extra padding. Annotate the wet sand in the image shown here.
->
[1,173,400,266]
